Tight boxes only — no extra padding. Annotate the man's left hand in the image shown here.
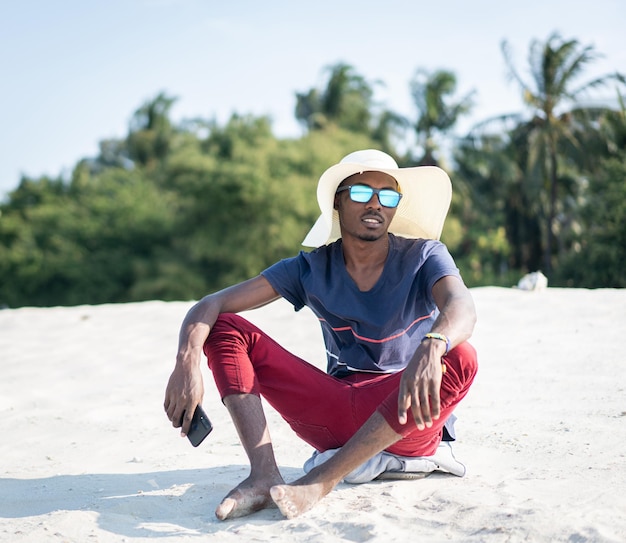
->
[397,340,446,429]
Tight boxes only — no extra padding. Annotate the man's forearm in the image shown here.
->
[430,277,477,351]
[431,297,475,348]
[176,296,221,367]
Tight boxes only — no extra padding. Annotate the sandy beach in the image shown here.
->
[1,286,625,542]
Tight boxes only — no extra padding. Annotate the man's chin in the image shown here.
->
[357,232,385,242]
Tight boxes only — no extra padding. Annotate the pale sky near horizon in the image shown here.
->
[1,0,624,199]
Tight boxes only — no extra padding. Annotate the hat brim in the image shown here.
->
[302,163,452,247]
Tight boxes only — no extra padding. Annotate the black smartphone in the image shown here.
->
[187,404,213,447]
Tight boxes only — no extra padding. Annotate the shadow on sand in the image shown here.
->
[0,465,306,538]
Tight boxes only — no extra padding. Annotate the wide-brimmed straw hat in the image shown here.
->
[302,149,452,247]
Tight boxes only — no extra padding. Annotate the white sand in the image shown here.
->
[1,287,625,542]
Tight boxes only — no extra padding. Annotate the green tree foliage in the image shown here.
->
[500,32,625,277]
[126,92,178,168]
[1,32,625,307]
[0,167,178,306]
[558,155,626,287]
[409,69,475,166]
[295,62,405,153]
[557,100,626,287]
[451,132,532,285]
[295,62,376,133]
[0,91,378,307]
[162,114,319,290]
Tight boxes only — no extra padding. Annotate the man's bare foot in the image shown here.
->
[270,478,334,519]
[215,472,284,520]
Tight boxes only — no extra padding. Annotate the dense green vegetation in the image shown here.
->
[1,33,624,307]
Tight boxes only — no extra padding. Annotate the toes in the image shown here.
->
[270,486,299,519]
[215,498,236,521]
[283,501,299,519]
[269,485,285,501]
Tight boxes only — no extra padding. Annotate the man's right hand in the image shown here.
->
[163,276,280,437]
[164,354,205,437]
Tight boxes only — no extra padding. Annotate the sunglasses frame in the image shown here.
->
[336,184,403,208]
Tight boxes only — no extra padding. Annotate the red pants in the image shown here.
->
[204,314,478,457]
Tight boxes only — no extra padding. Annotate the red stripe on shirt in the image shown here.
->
[318,311,435,344]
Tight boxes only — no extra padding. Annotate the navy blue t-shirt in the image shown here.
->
[261,234,461,378]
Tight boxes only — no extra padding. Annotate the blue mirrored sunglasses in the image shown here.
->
[336,184,403,208]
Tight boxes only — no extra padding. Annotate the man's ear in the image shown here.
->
[333,194,340,210]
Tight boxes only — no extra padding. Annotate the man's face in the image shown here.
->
[334,171,399,243]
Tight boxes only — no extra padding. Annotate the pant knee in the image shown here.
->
[445,341,478,385]
[439,341,478,410]
[209,313,248,336]
[203,314,253,360]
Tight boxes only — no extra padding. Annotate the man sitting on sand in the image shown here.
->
[164,149,478,520]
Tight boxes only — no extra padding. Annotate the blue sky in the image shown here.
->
[1,0,624,198]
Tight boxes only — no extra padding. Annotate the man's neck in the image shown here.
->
[341,234,390,292]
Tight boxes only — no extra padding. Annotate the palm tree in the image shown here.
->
[409,69,474,166]
[501,32,625,275]
[295,63,375,133]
